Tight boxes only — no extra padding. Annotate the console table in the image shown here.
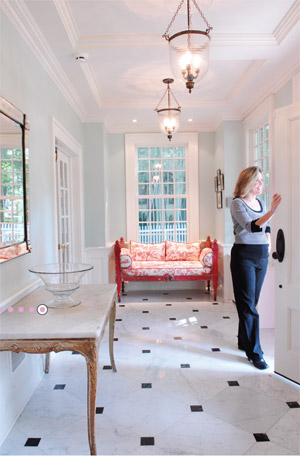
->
[0,284,117,455]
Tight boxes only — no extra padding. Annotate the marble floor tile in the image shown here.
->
[1,289,299,455]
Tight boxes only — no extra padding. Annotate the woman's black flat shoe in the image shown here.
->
[251,358,269,370]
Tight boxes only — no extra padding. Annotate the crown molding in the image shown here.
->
[242,54,300,119]
[53,0,79,49]
[77,33,280,50]
[273,0,300,45]
[0,0,87,120]
[77,61,104,109]
[226,60,266,104]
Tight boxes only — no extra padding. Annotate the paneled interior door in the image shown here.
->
[56,146,72,264]
[273,102,300,384]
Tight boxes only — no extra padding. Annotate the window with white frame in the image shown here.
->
[125,133,199,243]
[252,122,270,208]
[137,146,187,242]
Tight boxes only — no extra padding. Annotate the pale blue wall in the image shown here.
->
[0,10,83,302]
[198,132,215,239]
[106,133,126,243]
[83,123,106,246]
[213,121,244,244]
[0,10,83,445]
[275,80,293,109]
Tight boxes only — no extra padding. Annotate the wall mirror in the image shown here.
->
[0,96,31,263]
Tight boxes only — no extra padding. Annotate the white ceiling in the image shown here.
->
[2,0,299,132]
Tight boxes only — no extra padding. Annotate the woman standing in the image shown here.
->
[230,166,281,369]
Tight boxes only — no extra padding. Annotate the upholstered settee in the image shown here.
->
[114,236,219,302]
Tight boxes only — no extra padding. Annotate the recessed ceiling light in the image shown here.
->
[132,119,137,123]
[188,118,193,122]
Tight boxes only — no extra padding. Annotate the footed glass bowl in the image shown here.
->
[29,263,93,308]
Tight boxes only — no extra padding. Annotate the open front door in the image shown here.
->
[273,102,300,384]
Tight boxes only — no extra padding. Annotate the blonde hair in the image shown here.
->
[234,166,262,198]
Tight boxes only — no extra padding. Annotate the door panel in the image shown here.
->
[56,147,72,264]
[274,103,300,384]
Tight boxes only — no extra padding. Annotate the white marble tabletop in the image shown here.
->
[0,284,117,340]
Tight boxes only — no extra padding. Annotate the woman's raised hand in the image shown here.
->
[271,193,282,214]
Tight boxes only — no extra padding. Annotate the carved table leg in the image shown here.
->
[109,300,117,372]
[86,342,98,455]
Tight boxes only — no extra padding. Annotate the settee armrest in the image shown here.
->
[120,248,132,268]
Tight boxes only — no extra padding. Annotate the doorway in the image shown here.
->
[52,118,84,264]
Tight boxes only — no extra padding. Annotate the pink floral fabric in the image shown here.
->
[120,248,132,268]
[199,248,213,267]
[122,260,211,278]
[130,241,165,261]
[165,241,200,261]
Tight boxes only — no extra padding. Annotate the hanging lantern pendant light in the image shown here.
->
[163,0,213,93]
[155,78,181,141]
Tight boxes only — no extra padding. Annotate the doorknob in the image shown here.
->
[272,228,285,262]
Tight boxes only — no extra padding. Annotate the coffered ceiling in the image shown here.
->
[1,0,299,132]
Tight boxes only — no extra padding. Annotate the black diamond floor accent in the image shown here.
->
[190,405,203,412]
[142,327,150,330]
[211,348,221,352]
[192,309,199,312]
[142,350,151,353]
[54,384,65,390]
[24,438,41,447]
[141,437,155,446]
[142,298,148,301]
[186,297,192,300]
[228,381,239,386]
[96,407,104,414]
[169,317,176,320]
[103,365,112,370]
[119,304,125,307]
[201,326,208,329]
[141,383,152,388]
[181,364,190,368]
[253,433,270,442]
[142,310,149,313]
[223,316,230,319]
[287,401,300,408]
[116,318,122,321]
[166,303,172,306]
[114,338,119,341]
[212,302,219,305]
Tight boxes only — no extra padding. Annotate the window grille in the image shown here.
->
[137,146,187,243]
[253,123,270,208]
[0,147,25,246]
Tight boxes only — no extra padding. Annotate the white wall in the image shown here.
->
[0,10,83,445]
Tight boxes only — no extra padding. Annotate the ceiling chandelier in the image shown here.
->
[162,0,213,93]
[155,78,181,141]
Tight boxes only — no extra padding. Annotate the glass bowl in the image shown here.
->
[29,263,93,308]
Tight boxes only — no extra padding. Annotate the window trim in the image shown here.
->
[244,95,275,198]
[125,133,199,242]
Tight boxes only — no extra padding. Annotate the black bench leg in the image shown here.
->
[206,280,210,294]
[122,281,125,293]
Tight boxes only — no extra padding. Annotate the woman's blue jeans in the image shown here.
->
[230,244,269,362]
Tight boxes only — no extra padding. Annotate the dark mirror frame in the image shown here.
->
[0,96,31,263]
